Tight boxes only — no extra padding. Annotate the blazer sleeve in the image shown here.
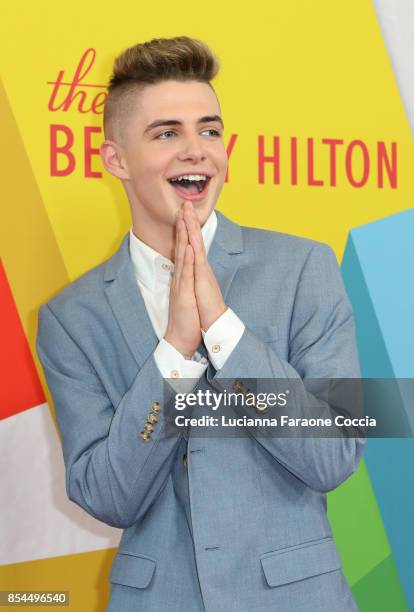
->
[211,242,365,493]
[36,303,184,529]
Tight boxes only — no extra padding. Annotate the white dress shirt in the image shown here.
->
[129,210,245,386]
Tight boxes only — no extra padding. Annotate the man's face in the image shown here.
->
[118,80,228,230]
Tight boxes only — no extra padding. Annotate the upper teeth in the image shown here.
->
[171,174,207,181]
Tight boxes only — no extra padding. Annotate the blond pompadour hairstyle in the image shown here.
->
[103,36,220,142]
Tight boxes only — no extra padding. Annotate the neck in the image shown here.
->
[131,213,176,261]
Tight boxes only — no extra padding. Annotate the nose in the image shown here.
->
[177,132,206,163]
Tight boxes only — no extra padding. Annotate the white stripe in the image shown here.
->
[373,0,414,134]
[0,403,121,565]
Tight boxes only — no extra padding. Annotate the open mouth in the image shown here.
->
[167,174,211,198]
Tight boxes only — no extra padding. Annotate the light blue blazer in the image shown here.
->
[36,210,364,611]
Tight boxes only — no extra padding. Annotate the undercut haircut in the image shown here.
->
[103,36,220,143]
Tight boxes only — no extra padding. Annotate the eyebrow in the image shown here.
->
[143,115,224,134]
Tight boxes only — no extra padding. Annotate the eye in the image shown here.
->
[156,130,177,140]
[202,128,221,137]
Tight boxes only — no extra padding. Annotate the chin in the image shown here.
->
[198,200,216,224]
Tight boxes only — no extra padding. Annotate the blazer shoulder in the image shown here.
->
[240,223,334,264]
[39,233,128,320]
[39,263,104,322]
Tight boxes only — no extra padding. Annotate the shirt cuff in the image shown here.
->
[154,338,208,393]
[201,307,245,370]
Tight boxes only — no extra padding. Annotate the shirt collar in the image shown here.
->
[129,209,218,291]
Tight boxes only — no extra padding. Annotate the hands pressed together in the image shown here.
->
[164,200,227,359]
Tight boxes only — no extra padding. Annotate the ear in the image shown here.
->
[100,140,130,180]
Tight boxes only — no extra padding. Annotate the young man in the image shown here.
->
[36,37,364,611]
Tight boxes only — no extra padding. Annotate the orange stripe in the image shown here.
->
[0,259,45,418]
[0,80,69,411]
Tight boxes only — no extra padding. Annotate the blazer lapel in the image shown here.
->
[103,210,245,369]
[104,234,158,368]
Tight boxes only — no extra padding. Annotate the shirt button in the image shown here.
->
[161,263,171,271]
[212,344,221,353]
[171,370,180,378]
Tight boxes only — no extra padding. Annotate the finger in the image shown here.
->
[178,221,194,291]
[179,244,195,295]
[183,201,207,266]
[175,212,191,277]
[182,244,195,278]
[172,216,182,281]
[171,218,183,291]
[173,214,181,264]
[172,218,187,290]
